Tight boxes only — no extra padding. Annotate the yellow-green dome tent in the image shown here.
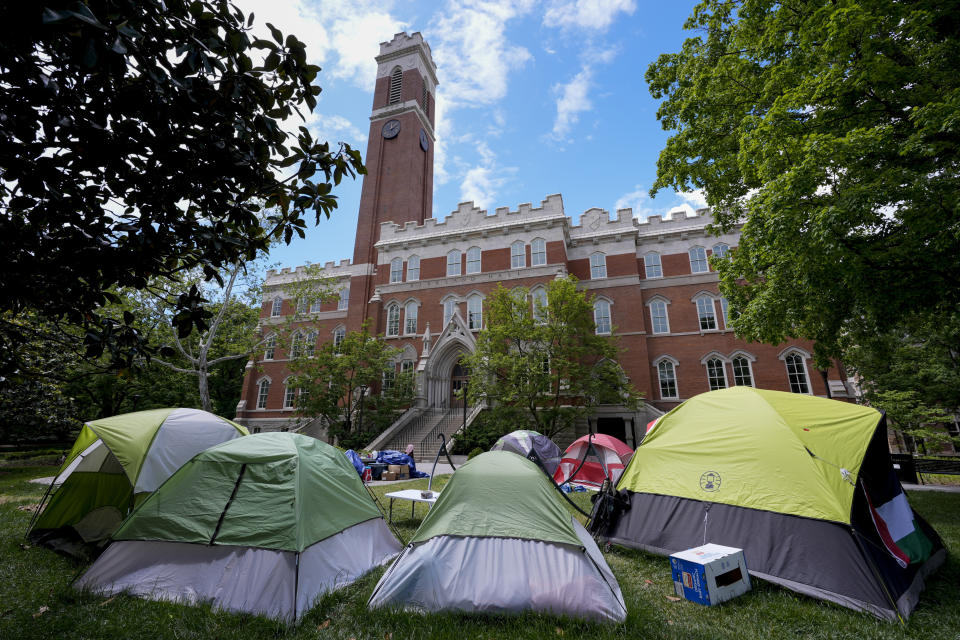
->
[607,387,944,621]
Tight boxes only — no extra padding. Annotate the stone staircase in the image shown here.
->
[379,406,479,461]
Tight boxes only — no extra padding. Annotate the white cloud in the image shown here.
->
[306,114,367,147]
[614,184,653,219]
[543,0,636,31]
[667,204,697,219]
[550,68,592,140]
[457,141,516,210]
[677,188,708,209]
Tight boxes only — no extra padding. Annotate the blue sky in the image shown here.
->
[233,0,705,270]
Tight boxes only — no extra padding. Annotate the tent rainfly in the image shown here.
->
[28,408,247,553]
[608,387,945,621]
[553,433,633,488]
[490,429,562,476]
[368,451,627,622]
[75,432,402,622]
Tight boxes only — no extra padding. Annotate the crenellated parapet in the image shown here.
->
[375,193,567,250]
[264,258,366,290]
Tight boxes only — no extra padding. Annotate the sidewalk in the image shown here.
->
[902,482,960,493]
[366,454,466,487]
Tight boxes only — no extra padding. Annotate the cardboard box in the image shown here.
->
[670,543,751,606]
[387,464,409,478]
[382,471,397,481]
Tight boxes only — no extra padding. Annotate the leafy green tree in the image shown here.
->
[286,324,414,449]
[463,277,641,439]
[0,1,365,377]
[647,0,960,365]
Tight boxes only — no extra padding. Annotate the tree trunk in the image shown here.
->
[197,365,212,412]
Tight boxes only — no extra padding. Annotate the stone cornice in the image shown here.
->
[377,264,562,294]
[638,272,719,289]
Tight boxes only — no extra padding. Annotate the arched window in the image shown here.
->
[644,251,662,278]
[290,332,303,358]
[443,298,457,326]
[404,301,418,335]
[531,238,546,266]
[594,299,611,334]
[296,297,308,314]
[270,297,282,317]
[649,299,669,334]
[719,297,730,328]
[511,241,526,269]
[467,294,482,330]
[333,326,345,353]
[689,246,709,273]
[263,334,277,360]
[304,330,317,357]
[695,296,717,331]
[590,252,607,279]
[386,303,400,337]
[407,255,420,281]
[382,365,396,392]
[706,358,727,390]
[531,287,547,323]
[338,287,349,311]
[446,249,461,277]
[785,352,810,394]
[732,355,754,387]
[388,65,402,105]
[657,360,678,400]
[466,246,481,274]
[257,378,271,409]
[283,382,296,409]
[712,243,730,260]
[390,257,403,283]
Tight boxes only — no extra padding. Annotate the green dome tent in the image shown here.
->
[75,432,402,622]
[28,408,247,553]
[368,451,627,622]
[607,387,945,621]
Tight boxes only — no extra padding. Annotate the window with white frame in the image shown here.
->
[466,247,481,274]
[712,243,730,260]
[257,379,271,409]
[290,332,303,358]
[404,301,418,334]
[338,287,349,311]
[264,334,277,360]
[531,287,547,323]
[720,297,730,328]
[657,360,678,399]
[407,255,420,281]
[333,326,345,353]
[304,331,317,357]
[467,294,482,330]
[689,246,709,273]
[270,297,282,317]
[382,366,396,393]
[706,357,727,390]
[594,299,611,334]
[696,296,717,331]
[650,299,669,334]
[283,383,296,409]
[531,238,546,266]
[390,257,403,283]
[296,297,307,314]
[732,355,754,386]
[590,252,607,279]
[785,352,810,394]
[443,298,457,326]
[447,250,461,276]
[386,303,400,336]
[309,297,322,313]
[644,251,662,278]
[401,359,414,373]
[511,241,526,268]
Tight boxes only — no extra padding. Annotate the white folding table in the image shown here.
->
[384,488,440,523]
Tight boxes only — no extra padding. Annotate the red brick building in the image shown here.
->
[234,32,849,448]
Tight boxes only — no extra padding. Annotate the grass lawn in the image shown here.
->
[1,463,958,640]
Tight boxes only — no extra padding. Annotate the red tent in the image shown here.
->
[553,434,633,488]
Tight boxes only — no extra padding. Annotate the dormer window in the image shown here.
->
[388,66,402,105]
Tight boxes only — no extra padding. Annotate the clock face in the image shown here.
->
[382,119,401,139]
[419,129,429,151]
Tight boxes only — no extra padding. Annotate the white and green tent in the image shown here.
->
[28,408,247,552]
[368,451,627,622]
[75,432,401,622]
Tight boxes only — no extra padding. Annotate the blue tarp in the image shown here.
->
[344,449,366,477]
[376,449,429,478]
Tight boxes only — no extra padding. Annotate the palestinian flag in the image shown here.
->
[862,471,934,568]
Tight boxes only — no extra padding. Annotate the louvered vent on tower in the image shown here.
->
[388,66,402,105]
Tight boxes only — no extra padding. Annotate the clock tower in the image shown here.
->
[349,32,437,328]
